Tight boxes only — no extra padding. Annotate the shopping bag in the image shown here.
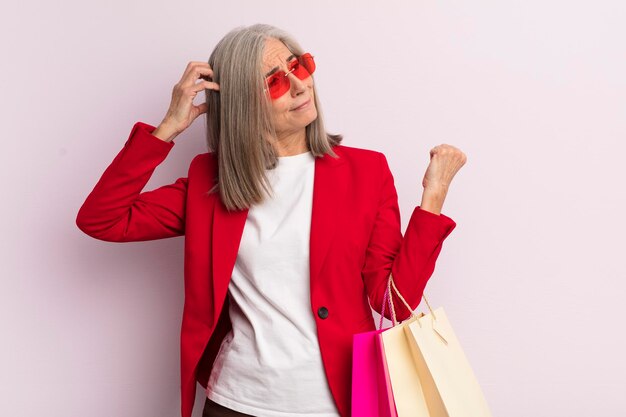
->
[381,274,493,417]
[351,280,398,417]
[377,278,430,417]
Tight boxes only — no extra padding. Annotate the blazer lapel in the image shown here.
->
[211,195,248,323]
[309,150,347,292]
[210,149,347,322]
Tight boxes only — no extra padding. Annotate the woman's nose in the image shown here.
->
[287,72,307,96]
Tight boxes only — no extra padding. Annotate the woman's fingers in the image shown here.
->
[430,145,467,164]
[190,80,220,93]
[179,61,214,87]
[422,144,467,190]
[194,102,209,115]
[157,61,220,140]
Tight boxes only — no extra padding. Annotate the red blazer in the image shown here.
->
[76,121,457,417]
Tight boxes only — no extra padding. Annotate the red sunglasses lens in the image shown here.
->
[266,53,316,99]
[298,53,316,76]
[267,71,291,99]
[267,73,288,99]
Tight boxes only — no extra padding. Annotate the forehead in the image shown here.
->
[262,38,294,71]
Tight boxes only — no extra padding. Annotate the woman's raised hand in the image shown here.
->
[419,144,467,215]
[422,144,467,190]
[153,61,220,142]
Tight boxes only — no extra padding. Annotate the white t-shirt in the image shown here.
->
[206,150,340,416]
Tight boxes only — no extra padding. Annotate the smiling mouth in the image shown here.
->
[291,99,311,111]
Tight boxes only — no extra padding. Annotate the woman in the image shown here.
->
[76,24,466,417]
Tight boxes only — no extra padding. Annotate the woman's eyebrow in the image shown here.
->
[265,54,297,77]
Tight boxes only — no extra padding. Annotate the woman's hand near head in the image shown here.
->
[152,61,220,142]
[419,144,467,215]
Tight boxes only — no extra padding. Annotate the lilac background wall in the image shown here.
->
[2,1,625,416]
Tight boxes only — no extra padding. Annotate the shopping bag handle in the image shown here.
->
[386,273,438,324]
[377,274,412,330]
[377,278,394,330]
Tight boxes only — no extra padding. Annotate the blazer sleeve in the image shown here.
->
[361,152,457,321]
[75,121,188,242]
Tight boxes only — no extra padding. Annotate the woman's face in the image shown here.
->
[262,38,317,139]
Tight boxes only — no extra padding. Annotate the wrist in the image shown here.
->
[153,121,179,143]
[420,186,448,215]
[423,182,449,196]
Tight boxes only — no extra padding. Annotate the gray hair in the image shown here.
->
[204,23,343,211]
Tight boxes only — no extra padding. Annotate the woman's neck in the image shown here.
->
[273,129,308,156]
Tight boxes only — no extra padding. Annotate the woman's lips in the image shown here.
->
[291,99,311,111]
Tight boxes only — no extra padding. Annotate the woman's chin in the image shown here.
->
[303,107,318,125]
[275,107,318,134]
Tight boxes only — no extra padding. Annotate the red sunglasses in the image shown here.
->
[264,53,316,100]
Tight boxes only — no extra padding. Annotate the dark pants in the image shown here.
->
[202,398,256,417]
